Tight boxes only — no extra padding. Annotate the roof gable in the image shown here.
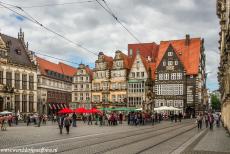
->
[1,33,36,68]
[156,44,185,72]
[36,57,77,77]
[156,38,201,75]
[128,53,149,79]
[128,42,159,62]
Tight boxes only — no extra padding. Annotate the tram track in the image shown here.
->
[7,122,170,149]
[135,126,196,154]
[54,122,194,154]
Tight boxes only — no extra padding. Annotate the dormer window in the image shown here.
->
[15,49,21,55]
[129,49,133,56]
[136,61,140,69]
[168,52,173,56]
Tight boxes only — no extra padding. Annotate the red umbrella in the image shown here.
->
[74,107,87,113]
[88,108,101,114]
[58,108,73,114]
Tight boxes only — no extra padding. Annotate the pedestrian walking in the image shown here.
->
[15,115,18,125]
[170,113,174,122]
[26,114,30,126]
[64,115,71,134]
[196,114,203,129]
[174,114,178,123]
[204,113,209,128]
[215,113,220,127]
[208,113,214,130]
[1,116,7,131]
[72,113,77,127]
[58,115,64,134]
[88,114,92,125]
[95,114,98,125]
[99,114,103,126]
[104,114,108,126]
[7,114,12,127]
[151,113,155,125]
[179,112,182,122]
[119,113,123,124]
[38,114,42,127]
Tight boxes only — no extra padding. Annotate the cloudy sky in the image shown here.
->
[0,0,219,91]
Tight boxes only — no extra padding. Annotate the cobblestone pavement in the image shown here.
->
[182,124,230,154]
[1,119,228,154]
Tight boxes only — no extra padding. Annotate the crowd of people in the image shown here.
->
[55,111,186,134]
[196,112,221,130]
[0,114,18,130]
[0,111,222,135]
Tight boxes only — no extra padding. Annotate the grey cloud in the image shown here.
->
[0,0,220,90]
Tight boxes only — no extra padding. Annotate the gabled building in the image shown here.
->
[92,52,113,107]
[154,35,205,115]
[72,63,92,109]
[36,57,77,115]
[110,50,131,107]
[127,50,153,108]
[0,29,37,114]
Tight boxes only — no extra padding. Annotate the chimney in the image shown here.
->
[185,34,190,46]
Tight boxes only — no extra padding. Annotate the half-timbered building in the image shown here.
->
[154,35,206,115]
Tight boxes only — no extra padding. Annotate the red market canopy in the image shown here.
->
[87,108,101,114]
[58,108,73,114]
[74,107,87,113]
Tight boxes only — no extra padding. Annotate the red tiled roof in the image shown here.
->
[59,62,77,76]
[128,53,155,79]
[36,57,77,77]
[103,54,113,69]
[128,42,159,62]
[114,51,132,69]
[156,38,201,75]
[85,66,93,80]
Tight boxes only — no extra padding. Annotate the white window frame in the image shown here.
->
[175,60,178,65]
[164,73,169,80]
[177,73,182,80]
[168,61,173,66]
[159,74,163,80]
[171,73,176,80]
[168,52,173,56]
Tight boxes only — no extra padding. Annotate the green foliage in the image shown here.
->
[211,94,221,110]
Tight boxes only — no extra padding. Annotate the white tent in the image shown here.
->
[0,111,12,115]
[168,106,182,111]
[154,106,171,111]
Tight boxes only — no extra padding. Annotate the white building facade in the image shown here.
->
[0,29,37,114]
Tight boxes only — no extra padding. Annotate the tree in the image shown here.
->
[211,94,221,110]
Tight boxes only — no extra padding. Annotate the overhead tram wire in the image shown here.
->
[96,0,142,43]
[96,0,154,55]
[33,52,80,66]
[0,1,98,58]
[0,0,98,8]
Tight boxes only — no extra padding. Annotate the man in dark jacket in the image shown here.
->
[64,115,71,134]
[72,113,77,127]
[58,115,64,134]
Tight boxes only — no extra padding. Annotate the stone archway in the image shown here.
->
[185,106,195,118]
[0,97,3,112]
